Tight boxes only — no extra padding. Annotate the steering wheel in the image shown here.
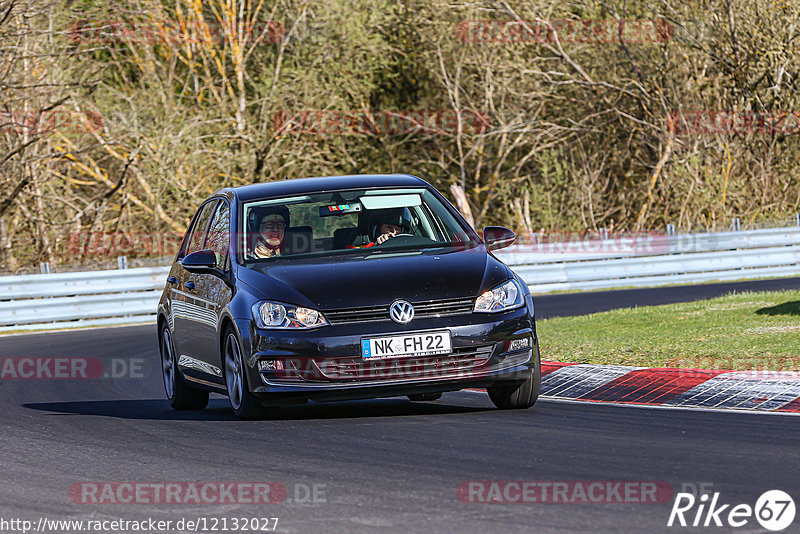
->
[372,233,416,246]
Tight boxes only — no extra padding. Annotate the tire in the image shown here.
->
[408,392,443,401]
[223,326,268,420]
[487,344,541,410]
[160,324,209,410]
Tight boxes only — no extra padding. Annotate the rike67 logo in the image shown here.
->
[668,490,795,531]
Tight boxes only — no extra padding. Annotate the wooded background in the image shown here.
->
[2,0,799,272]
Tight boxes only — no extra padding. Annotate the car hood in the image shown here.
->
[236,246,511,310]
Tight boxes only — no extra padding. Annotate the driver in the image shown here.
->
[350,208,413,248]
[250,205,290,258]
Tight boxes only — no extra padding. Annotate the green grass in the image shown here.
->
[537,290,800,370]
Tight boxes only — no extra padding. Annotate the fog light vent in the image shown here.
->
[508,337,531,351]
[258,360,284,372]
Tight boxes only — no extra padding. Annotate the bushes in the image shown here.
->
[1,0,799,270]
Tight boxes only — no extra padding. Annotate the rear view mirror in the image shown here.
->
[483,226,516,251]
[319,203,362,217]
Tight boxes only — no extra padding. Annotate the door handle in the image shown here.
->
[166,276,178,285]
[185,281,196,290]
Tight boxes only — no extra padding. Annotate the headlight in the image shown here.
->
[252,301,329,329]
[474,279,524,313]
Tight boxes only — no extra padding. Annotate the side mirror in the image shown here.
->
[181,249,218,273]
[483,226,516,251]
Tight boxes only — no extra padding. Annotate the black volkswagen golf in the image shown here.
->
[157,174,541,418]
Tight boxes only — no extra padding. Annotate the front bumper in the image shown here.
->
[237,307,536,404]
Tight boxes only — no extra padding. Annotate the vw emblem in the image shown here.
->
[389,300,414,324]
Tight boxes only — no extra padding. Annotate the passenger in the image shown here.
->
[251,206,289,258]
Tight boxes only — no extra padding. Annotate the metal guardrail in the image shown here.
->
[496,226,800,293]
[0,267,170,332]
[496,226,800,264]
[0,226,798,332]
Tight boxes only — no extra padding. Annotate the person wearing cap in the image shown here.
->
[348,207,412,248]
[373,221,405,245]
[250,206,289,258]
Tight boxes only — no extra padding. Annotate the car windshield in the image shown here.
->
[239,187,477,265]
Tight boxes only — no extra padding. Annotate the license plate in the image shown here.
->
[361,331,451,360]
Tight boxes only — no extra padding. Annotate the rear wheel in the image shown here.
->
[160,324,209,410]
[223,326,268,420]
[487,345,541,410]
[408,392,443,401]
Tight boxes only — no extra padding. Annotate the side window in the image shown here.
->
[204,201,230,267]
[184,201,218,255]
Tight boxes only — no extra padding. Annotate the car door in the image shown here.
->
[171,199,218,369]
[189,199,234,380]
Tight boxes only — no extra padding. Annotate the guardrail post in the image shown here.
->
[600,228,608,240]
[666,224,675,236]
[117,256,131,319]
[795,213,800,227]
[732,217,741,231]
[39,262,50,274]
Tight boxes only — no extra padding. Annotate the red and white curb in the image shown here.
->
[538,362,800,413]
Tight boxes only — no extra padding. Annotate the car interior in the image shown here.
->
[244,193,444,259]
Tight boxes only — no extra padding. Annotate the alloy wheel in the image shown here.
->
[161,328,175,399]
[225,333,244,410]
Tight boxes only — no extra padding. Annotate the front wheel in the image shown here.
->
[487,347,541,410]
[160,324,209,410]
[223,327,268,420]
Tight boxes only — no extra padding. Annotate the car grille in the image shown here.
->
[324,297,475,325]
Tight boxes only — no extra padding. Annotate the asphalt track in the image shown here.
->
[533,276,800,319]
[2,278,799,533]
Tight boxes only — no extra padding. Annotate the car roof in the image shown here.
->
[213,174,430,203]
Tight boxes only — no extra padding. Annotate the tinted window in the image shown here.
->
[240,188,477,264]
[204,201,230,267]
[184,201,218,255]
